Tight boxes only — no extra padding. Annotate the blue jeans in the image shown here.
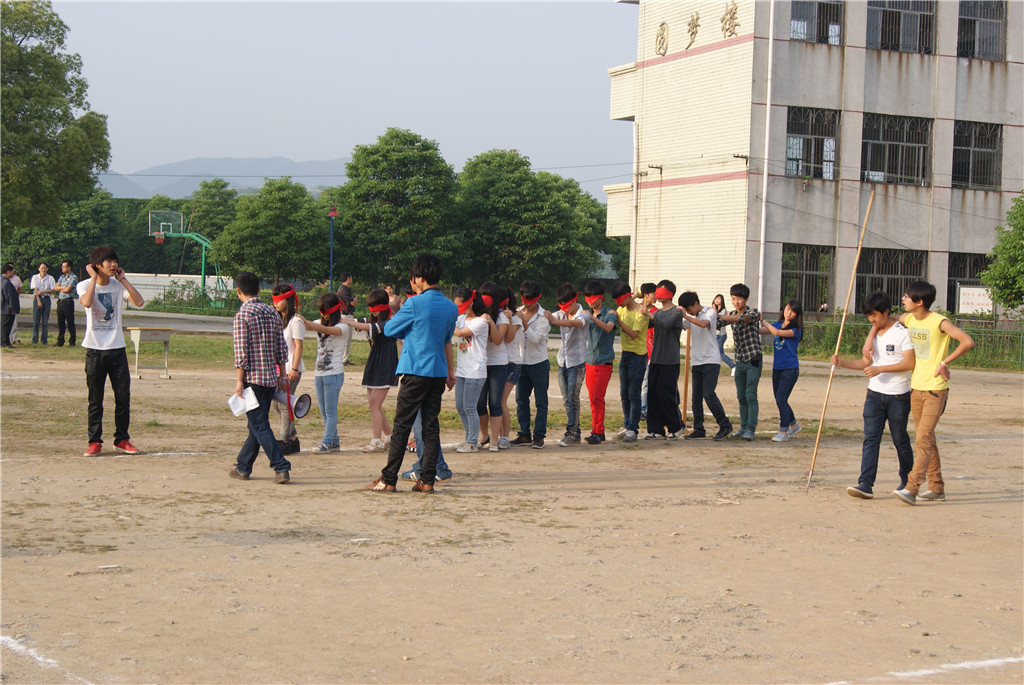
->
[619,351,646,432]
[772,367,799,429]
[455,376,486,445]
[235,383,292,475]
[717,334,735,368]
[409,409,452,480]
[314,372,344,446]
[476,364,506,416]
[859,389,914,492]
[516,360,549,439]
[32,296,51,344]
[640,359,650,415]
[734,359,762,433]
[557,363,585,436]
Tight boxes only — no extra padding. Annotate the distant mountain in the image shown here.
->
[98,156,350,199]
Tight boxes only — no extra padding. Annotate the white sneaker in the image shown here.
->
[497,436,511,450]
[488,443,500,452]
[788,422,803,437]
[731,367,736,377]
[313,442,340,453]
[623,430,637,443]
[771,430,790,442]
[616,426,628,437]
[361,438,386,453]
[456,442,479,453]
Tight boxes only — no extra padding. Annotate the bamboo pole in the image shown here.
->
[681,328,691,432]
[806,187,876,491]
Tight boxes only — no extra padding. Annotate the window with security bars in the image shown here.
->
[866,0,936,55]
[947,252,992,310]
[791,0,844,45]
[957,1,1006,60]
[786,108,840,180]
[861,114,932,186]
[781,243,834,312]
[952,121,1002,190]
[855,248,927,309]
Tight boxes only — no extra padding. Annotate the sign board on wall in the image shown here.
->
[957,285,993,314]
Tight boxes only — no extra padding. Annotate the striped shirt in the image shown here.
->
[233,297,288,387]
[729,307,762,363]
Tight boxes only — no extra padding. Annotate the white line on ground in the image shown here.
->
[826,656,1024,684]
[0,635,95,685]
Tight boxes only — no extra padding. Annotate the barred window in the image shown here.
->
[861,114,932,186]
[957,1,1006,60]
[952,121,1002,190]
[866,0,936,55]
[786,108,840,180]
[946,252,992,311]
[781,243,835,312]
[791,1,844,45]
[856,248,927,309]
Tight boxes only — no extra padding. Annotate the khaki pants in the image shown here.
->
[907,388,948,495]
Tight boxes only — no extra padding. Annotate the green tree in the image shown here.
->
[175,179,238,274]
[456,150,601,289]
[980,193,1024,312]
[213,177,324,284]
[1,0,110,232]
[341,128,459,285]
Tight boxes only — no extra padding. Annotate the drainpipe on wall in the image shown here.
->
[630,120,639,287]
[756,0,777,311]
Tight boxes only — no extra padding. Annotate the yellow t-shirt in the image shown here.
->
[904,311,950,391]
[617,305,649,356]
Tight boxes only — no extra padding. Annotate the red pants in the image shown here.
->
[585,362,613,434]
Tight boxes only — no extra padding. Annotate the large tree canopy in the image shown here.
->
[213,177,324,284]
[1,0,110,232]
[341,128,460,286]
[980,193,1024,313]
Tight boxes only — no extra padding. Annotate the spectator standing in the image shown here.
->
[7,265,21,344]
[1,263,20,347]
[55,260,79,347]
[30,262,56,344]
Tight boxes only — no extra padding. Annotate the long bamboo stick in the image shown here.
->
[681,328,691,432]
[806,187,876,491]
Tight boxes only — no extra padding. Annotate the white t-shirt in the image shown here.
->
[314,324,349,376]
[869,323,914,395]
[485,311,510,366]
[31,274,56,294]
[456,315,490,379]
[283,316,306,374]
[681,306,721,366]
[77,278,129,350]
[506,313,524,364]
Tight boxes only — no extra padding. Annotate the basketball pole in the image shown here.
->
[805,187,876,492]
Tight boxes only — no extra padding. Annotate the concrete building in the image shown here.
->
[605,0,1022,315]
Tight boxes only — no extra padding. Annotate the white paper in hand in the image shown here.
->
[228,387,259,417]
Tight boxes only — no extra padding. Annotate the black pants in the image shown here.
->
[56,298,76,345]
[690,364,731,434]
[1,313,14,346]
[85,347,132,444]
[381,374,446,485]
[646,363,684,435]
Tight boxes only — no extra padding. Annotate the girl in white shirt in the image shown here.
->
[452,287,491,452]
[271,284,305,453]
[297,293,348,453]
[475,281,509,452]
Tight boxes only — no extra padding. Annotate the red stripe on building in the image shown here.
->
[639,170,748,190]
[638,33,755,69]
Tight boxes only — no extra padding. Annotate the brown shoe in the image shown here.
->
[274,470,290,484]
[411,479,435,494]
[365,477,396,492]
[229,467,249,480]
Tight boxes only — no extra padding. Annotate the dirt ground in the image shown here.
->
[1,351,1022,684]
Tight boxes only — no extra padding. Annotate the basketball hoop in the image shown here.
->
[155,233,165,244]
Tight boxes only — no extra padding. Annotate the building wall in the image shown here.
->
[609,0,1023,316]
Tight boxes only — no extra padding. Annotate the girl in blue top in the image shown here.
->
[760,299,803,442]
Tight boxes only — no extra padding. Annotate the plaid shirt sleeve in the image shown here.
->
[233,306,251,374]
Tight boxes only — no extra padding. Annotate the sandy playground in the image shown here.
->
[1,350,1022,684]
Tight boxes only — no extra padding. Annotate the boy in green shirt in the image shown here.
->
[612,282,648,442]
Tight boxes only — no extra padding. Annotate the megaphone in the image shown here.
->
[273,389,312,419]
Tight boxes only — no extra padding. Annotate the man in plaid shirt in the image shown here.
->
[230,272,292,484]
[719,283,762,441]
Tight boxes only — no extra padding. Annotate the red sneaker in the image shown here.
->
[114,439,139,455]
[83,442,102,457]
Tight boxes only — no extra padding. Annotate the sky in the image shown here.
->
[54,0,640,198]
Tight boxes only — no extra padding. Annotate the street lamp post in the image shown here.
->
[327,206,340,292]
